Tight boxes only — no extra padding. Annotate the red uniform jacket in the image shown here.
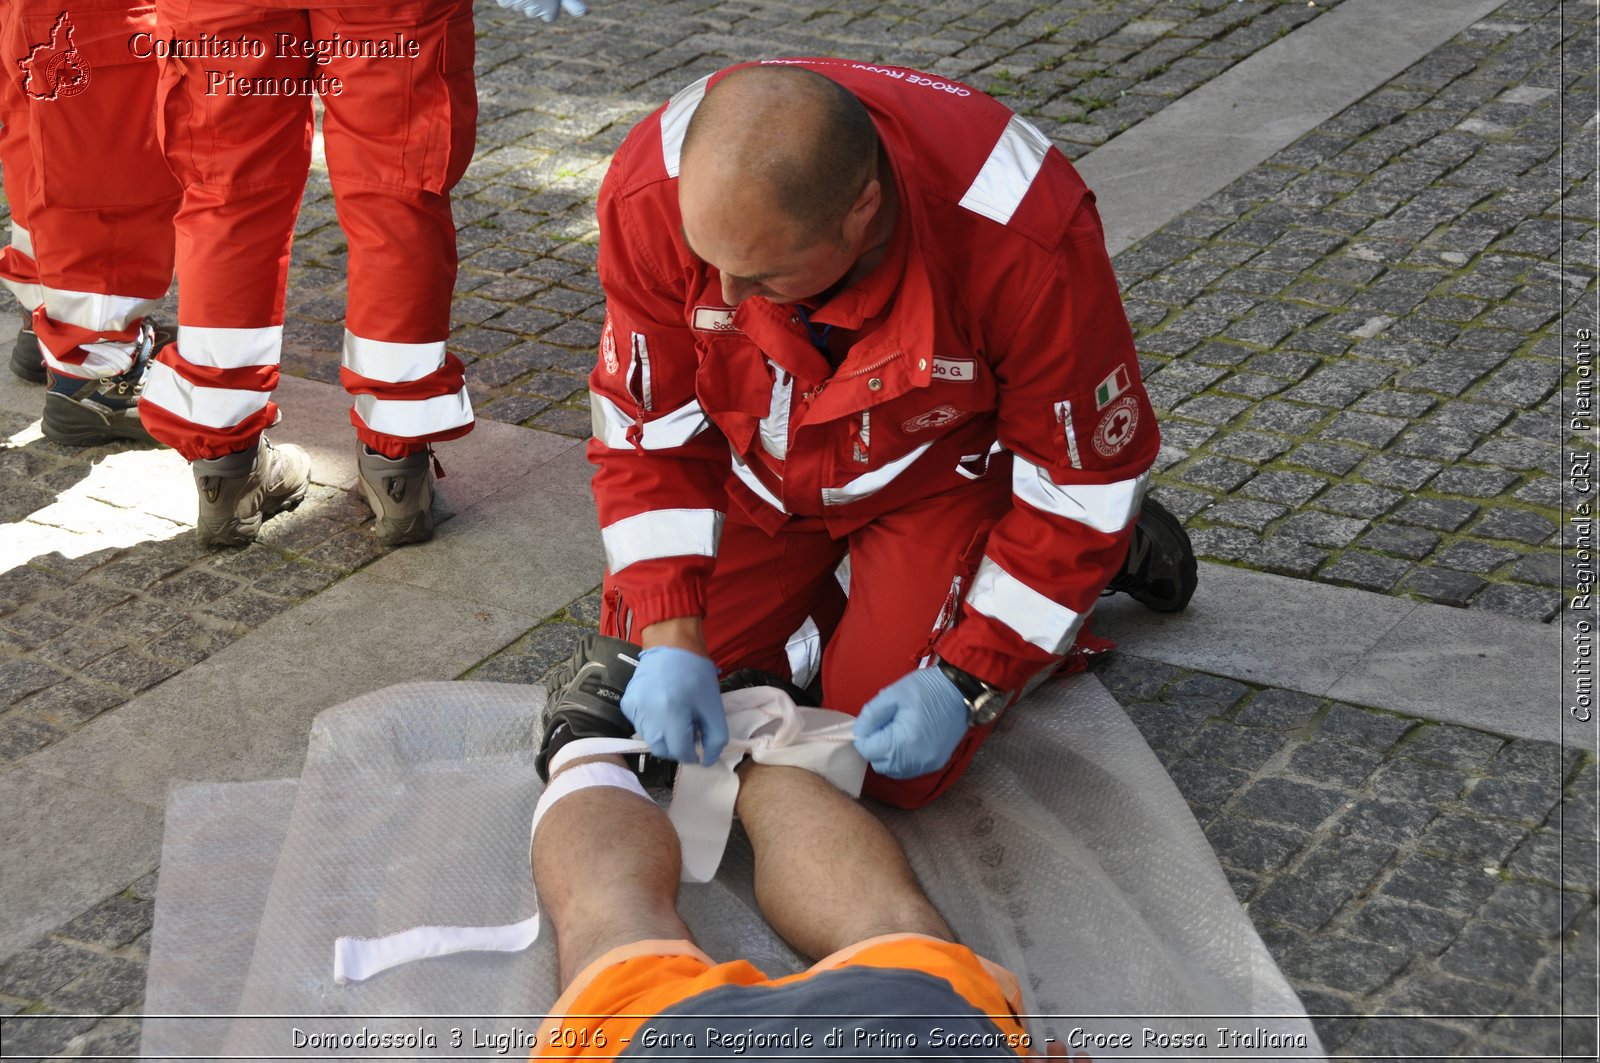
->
[590,58,1159,691]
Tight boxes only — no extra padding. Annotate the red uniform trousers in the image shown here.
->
[604,470,1018,811]
[0,0,179,378]
[137,0,476,461]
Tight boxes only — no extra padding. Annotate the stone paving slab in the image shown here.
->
[1082,0,1508,255]
[1093,560,1577,748]
[0,769,164,968]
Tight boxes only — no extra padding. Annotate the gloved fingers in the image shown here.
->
[656,717,700,764]
[561,0,588,15]
[695,706,729,765]
[852,717,900,768]
[852,690,899,739]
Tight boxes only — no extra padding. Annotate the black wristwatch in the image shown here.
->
[936,658,1009,726]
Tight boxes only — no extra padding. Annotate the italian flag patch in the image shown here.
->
[1095,364,1131,410]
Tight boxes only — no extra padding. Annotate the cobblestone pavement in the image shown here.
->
[1,0,1595,1058]
[1125,0,1594,623]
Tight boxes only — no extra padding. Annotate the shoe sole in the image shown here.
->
[41,396,157,447]
[1127,499,1198,613]
[10,354,44,384]
[373,509,434,548]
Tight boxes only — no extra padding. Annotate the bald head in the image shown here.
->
[680,65,879,239]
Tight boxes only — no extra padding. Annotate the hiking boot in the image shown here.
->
[10,314,42,383]
[192,437,311,548]
[40,320,171,446]
[1103,496,1198,613]
[537,632,673,785]
[356,445,435,547]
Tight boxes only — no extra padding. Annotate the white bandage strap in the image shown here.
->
[331,689,866,984]
[530,758,649,838]
[671,687,865,883]
[332,915,542,986]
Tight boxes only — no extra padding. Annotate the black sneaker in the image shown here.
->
[9,314,42,383]
[536,632,673,785]
[719,668,816,706]
[1103,496,1198,613]
[40,320,171,446]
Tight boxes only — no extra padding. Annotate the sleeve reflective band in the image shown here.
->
[964,556,1085,655]
[1012,459,1148,534]
[601,508,724,573]
[590,392,709,450]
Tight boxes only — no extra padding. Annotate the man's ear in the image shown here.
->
[841,178,882,247]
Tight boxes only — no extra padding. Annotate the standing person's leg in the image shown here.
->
[3,0,181,443]
[315,0,475,546]
[140,0,312,543]
[0,16,44,383]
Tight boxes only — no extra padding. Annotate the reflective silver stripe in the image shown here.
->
[40,340,132,378]
[342,331,447,383]
[661,74,712,178]
[958,114,1053,226]
[731,454,786,512]
[177,325,282,370]
[1054,400,1083,470]
[785,615,822,689]
[42,287,159,332]
[352,390,474,438]
[590,392,709,451]
[760,364,792,460]
[633,332,653,411]
[820,442,933,507]
[965,557,1084,655]
[1013,459,1148,534]
[140,360,272,430]
[12,222,33,258]
[602,508,724,574]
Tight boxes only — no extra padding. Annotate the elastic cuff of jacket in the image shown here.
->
[619,587,709,638]
[933,630,1048,694]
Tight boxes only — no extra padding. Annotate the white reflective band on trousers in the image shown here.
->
[352,390,474,439]
[329,688,865,984]
[341,331,448,383]
[141,361,272,429]
[2,224,42,311]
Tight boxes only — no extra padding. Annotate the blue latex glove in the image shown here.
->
[495,0,587,22]
[621,646,727,765]
[852,667,969,779]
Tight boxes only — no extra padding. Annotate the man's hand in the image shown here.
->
[495,0,587,22]
[622,646,728,765]
[852,667,968,779]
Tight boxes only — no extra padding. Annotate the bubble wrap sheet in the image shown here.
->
[142,677,1323,1060]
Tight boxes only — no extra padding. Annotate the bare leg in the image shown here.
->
[734,762,951,960]
[531,755,692,987]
